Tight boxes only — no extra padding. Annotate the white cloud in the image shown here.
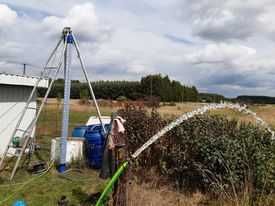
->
[42,3,111,42]
[180,0,274,41]
[186,43,256,65]
[1,1,275,97]
[85,28,192,78]
[0,0,87,15]
[0,4,17,27]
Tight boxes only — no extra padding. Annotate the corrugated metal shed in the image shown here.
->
[0,73,49,156]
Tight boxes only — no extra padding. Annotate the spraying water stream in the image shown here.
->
[132,102,275,159]
[96,102,275,206]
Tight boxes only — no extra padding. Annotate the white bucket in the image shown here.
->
[51,137,85,163]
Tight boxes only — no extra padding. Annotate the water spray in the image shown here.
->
[95,103,275,206]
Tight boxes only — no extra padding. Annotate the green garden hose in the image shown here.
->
[95,161,129,206]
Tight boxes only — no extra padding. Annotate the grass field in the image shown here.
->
[0,99,275,205]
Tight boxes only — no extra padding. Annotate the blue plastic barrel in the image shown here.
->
[84,125,106,169]
[72,126,87,137]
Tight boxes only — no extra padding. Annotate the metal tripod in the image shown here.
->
[0,27,106,180]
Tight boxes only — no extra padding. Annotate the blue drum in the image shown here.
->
[84,125,109,169]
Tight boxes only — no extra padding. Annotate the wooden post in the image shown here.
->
[112,121,128,206]
[113,146,128,206]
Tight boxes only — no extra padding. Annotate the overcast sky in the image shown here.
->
[0,0,275,97]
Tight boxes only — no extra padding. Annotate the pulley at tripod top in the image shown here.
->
[62,27,74,44]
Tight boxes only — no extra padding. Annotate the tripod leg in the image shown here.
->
[71,33,106,133]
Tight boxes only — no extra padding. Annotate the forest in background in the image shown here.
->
[38,73,275,104]
[38,74,204,102]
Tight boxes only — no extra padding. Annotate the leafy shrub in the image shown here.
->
[118,104,165,169]
[163,116,275,195]
[118,106,275,197]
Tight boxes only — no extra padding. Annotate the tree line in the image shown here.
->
[38,74,200,102]
[235,95,275,104]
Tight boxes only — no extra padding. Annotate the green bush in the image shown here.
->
[163,116,275,195]
[118,105,166,169]
[118,106,275,196]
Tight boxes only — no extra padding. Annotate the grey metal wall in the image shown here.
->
[0,85,37,156]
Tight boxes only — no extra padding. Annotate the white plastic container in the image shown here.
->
[51,137,85,163]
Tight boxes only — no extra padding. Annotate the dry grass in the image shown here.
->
[209,108,254,124]
[156,102,275,131]
[127,183,205,206]
[44,98,120,113]
[127,182,275,206]
[249,104,275,127]
[157,102,203,119]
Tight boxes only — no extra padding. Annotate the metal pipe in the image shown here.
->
[23,64,26,76]
[59,28,73,172]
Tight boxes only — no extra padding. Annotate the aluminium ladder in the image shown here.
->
[0,27,106,180]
